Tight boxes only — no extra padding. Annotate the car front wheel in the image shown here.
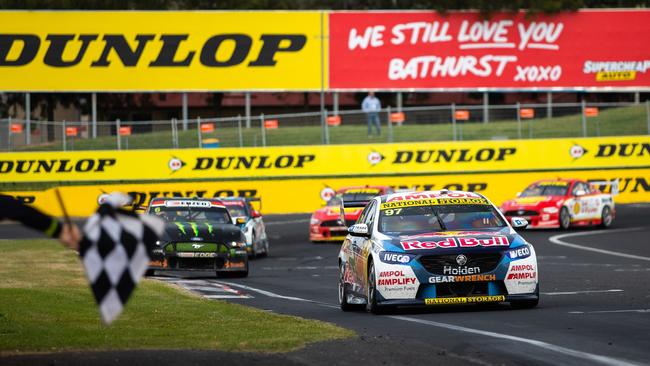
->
[339,263,363,311]
[366,261,385,314]
[560,207,571,230]
[600,206,613,228]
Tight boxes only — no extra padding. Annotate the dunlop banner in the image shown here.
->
[0,11,324,91]
[1,136,648,182]
[5,168,649,217]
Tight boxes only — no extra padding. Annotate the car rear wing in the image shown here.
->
[245,197,262,212]
[338,200,370,226]
[589,179,619,196]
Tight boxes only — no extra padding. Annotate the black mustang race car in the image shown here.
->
[146,197,249,277]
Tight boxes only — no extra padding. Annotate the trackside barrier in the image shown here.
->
[5,167,649,217]
[1,136,649,183]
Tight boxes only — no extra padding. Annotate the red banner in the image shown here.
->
[329,10,650,90]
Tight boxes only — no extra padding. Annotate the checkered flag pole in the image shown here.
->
[79,193,164,325]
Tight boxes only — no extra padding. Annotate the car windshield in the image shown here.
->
[327,190,380,207]
[151,206,231,224]
[378,204,506,235]
[224,204,248,218]
[521,182,568,197]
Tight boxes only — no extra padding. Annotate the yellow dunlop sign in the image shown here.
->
[0,11,325,91]
[4,167,648,217]
[380,197,489,210]
[1,136,649,183]
[425,296,506,305]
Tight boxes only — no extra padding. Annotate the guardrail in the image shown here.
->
[1,101,649,151]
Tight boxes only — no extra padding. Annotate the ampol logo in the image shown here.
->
[569,144,588,160]
[367,151,385,166]
[168,157,186,173]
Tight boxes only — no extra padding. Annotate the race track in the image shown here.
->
[2,204,650,366]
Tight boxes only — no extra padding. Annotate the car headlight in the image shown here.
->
[542,207,559,214]
[230,241,246,248]
[310,218,320,225]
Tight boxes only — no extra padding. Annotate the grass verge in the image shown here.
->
[0,239,354,354]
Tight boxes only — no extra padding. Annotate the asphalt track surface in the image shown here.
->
[2,204,650,366]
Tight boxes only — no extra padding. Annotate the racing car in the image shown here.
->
[338,190,538,313]
[310,186,393,242]
[500,179,616,229]
[220,197,269,257]
[146,197,249,277]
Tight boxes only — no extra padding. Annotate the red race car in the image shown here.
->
[309,186,393,242]
[500,179,616,229]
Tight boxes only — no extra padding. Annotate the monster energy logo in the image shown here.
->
[175,222,214,236]
[189,222,199,236]
[174,222,186,235]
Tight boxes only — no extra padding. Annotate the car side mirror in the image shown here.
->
[348,223,370,237]
[511,217,529,229]
[251,210,261,218]
[236,217,247,225]
[574,189,587,197]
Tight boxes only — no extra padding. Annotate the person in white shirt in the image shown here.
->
[361,91,381,137]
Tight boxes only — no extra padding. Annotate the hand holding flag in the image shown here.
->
[78,193,164,325]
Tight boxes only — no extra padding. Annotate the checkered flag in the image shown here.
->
[79,193,164,325]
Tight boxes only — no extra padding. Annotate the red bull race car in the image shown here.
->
[338,190,538,313]
[500,179,616,229]
[310,186,393,242]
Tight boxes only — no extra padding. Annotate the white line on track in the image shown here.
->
[203,294,253,299]
[542,289,623,296]
[389,316,642,366]
[183,286,233,292]
[213,280,336,307]
[569,309,650,314]
[548,227,650,262]
[214,281,642,366]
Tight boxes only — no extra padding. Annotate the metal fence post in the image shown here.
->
[581,99,587,137]
[333,92,339,116]
[91,92,97,139]
[387,106,393,143]
[634,91,640,105]
[7,116,11,150]
[546,92,552,119]
[260,113,266,147]
[25,92,30,145]
[516,102,522,139]
[451,103,457,141]
[245,92,251,129]
[323,108,330,145]
[62,119,67,151]
[182,92,188,131]
[197,116,202,148]
[483,91,489,123]
[116,119,121,150]
[237,115,243,147]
